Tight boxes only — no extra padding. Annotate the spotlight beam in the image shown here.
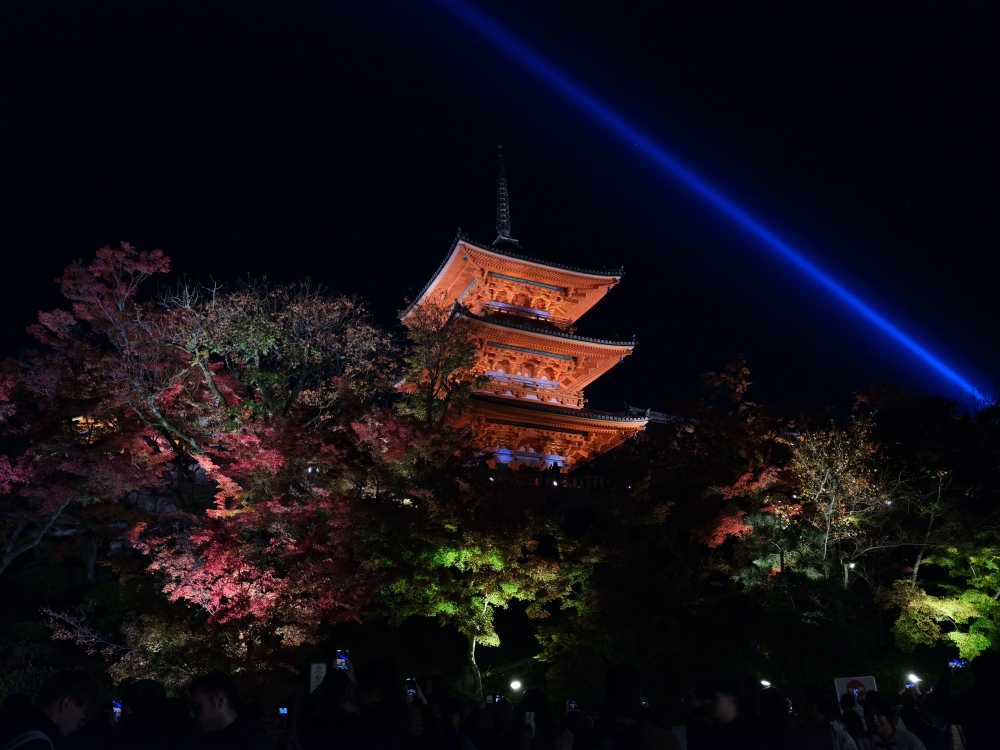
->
[437,0,977,396]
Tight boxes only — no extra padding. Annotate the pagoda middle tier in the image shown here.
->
[453,306,634,409]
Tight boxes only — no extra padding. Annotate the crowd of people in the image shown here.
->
[0,654,998,750]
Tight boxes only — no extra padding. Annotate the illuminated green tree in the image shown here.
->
[886,535,1000,658]
[397,300,487,429]
[351,409,576,698]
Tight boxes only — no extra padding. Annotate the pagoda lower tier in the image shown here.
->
[454,394,649,472]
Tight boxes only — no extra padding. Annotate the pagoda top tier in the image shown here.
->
[401,233,623,330]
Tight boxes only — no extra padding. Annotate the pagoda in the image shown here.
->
[401,146,650,471]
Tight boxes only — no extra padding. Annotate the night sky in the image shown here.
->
[2,1,997,412]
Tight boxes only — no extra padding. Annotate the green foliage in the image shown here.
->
[397,301,487,428]
[0,620,54,704]
[884,580,980,653]
[203,279,398,414]
[0,666,55,705]
[110,613,214,693]
[890,541,1000,658]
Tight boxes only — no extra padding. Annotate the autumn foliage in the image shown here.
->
[4,245,1000,700]
[0,245,583,689]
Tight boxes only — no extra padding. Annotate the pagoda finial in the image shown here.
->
[494,143,517,245]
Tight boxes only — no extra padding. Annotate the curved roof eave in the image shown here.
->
[470,394,650,424]
[400,232,624,320]
[453,306,636,349]
[461,234,624,279]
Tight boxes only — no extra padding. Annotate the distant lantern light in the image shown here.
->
[849,563,856,569]
[760,680,771,687]
[552,481,558,486]
[510,680,522,691]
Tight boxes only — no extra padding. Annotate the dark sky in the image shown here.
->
[1,1,997,412]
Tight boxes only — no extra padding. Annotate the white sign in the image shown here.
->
[834,675,877,700]
[310,661,328,693]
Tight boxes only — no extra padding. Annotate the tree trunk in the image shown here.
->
[0,498,72,577]
[822,501,833,562]
[195,358,225,405]
[911,476,942,585]
[467,634,483,700]
[85,537,100,583]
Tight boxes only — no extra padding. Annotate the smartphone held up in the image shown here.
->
[335,649,351,670]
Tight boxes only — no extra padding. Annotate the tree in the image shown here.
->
[0,244,172,576]
[535,368,991,702]
[12,245,578,693]
[792,418,891,567]
[17,248,1000,697]
[534,360,811,701]
[0,245,399,681]
[123,278,398,660]
[346,402,578,698]
[880,463,1000,659]
[854,388,1000,660]
[398,301,486,429]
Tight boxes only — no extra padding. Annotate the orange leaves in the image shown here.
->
[351,410,416,463]
[216,432,285,475]
[700,356,752,404]
[760,501,802,518]
[718,466,783,500]
[692,510,752,548]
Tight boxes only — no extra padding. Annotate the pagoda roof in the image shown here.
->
[461,234,624,278]
[452,305,635,350]
[470,394,649,425]
[401,232,624,322]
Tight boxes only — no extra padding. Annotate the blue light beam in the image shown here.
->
[437,0,978,396]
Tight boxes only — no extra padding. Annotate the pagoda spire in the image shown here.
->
[494,143,517,246]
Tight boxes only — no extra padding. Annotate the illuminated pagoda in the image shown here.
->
[402,146,651,471]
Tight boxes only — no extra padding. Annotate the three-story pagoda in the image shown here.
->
[402,146,650,471]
